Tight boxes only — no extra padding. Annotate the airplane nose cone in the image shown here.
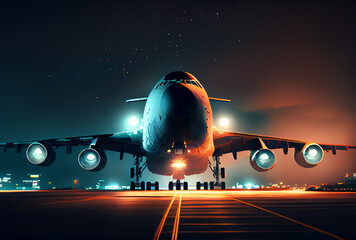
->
[161,83,197,119]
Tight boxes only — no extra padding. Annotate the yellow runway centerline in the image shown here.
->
[172,193,182,240]
[153,193,177,240]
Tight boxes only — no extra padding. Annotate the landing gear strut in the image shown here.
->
[130,155,147,190]
[207,155,226,189]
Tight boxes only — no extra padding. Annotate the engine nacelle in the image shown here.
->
[26,141,56,166]
[250,149,276,172]
[294,143,324,168]
[78,148,107,171]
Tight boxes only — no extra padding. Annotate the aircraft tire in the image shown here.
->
[221,181,226,190]
[146,182,151,190]
[130,181,135,190]
[203,182,208,190]
[196,182,201,190]
[155,181,159,190]
[176,180,181,190]
[183,182,188,190]
[140,181,145,190]
[210,181,214,190]
[168,181,173,190]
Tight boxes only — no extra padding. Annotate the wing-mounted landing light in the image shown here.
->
[78,148,107,171]
[26,141,56,166]
[294,143,324,168]
[250,149,276,172]
[249,138,276,172]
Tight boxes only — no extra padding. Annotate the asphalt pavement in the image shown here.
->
[0,190,355,240]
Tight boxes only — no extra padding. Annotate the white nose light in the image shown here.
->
[260,153,269,160]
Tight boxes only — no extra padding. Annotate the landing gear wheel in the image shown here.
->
[168,181,173,190]
[196,182,201,190]
[183,182,188,190]
[176,180,181,190]
[203,182,208,190]
[146,182,151,190]
[154,181,159,190]
[140,181,145,190]
[221,181,226,190]
[209,181,214,190]
[130,181,135,190]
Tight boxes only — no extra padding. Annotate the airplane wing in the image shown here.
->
[0,130,144,159]
[212,127,356,157]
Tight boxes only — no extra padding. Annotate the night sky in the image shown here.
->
[0,0,356,188]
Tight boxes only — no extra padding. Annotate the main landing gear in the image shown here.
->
[129,155,160,191]
[206,155,226,190]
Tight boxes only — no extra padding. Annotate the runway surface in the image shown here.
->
[0,190,355,240]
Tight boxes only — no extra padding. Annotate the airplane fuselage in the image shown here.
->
[142,72,215,178]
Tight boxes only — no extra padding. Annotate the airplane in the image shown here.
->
[1,71,355,190]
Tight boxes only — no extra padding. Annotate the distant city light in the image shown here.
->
[244,182,260,189]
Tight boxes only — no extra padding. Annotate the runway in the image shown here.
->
[0,190,355,240]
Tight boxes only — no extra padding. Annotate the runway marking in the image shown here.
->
[153,193,177,240]
[230,197,345,240]
[172,193,182,240]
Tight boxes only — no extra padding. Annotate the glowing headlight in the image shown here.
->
[78,148,101,171]
[172,160,186,170]
[219,117,230,128]
[127,116,140,127]
[304,144,323,164]
[26,143,48,164]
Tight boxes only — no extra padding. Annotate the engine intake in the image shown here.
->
[26,141,56,166]
[250,149,276,172]
[294,143,324,168]
[78,148,107,171]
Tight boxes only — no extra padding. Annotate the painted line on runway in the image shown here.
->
[171,192,182,240]
[153,193,177,240]
[230,197,345,240]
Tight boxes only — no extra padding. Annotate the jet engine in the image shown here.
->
[250,149,276,172]
[26,141,56,166]
[78,148,107,171]
[294,143,324,168]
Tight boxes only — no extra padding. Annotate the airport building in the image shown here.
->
[0,174,13,190]
[17,174,41,190]
[309,173,356,191]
